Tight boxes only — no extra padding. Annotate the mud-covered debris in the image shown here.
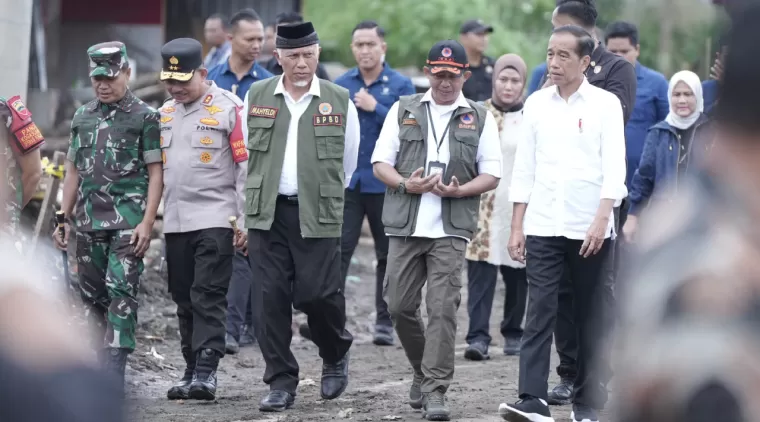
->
[381,416,402,421]
[338,408,354,418]
[148,346,165,361]
[299,378,316,387]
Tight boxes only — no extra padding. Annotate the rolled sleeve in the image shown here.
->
[343,100,360,187]
[370,101,401,167]
[509,101,537,204]
[141,110,162,164]
[600,96,629,201]
[476,111,503,178]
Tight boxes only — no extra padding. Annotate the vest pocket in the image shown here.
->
[247,117,275,152]
[452,132,479,166]
[381,171,412,228]
[314,125,344,159]
[449,196,479,232]
[318,182,344,224]
[397,127,424,170]
[245,174,263,216]
[160,132,172,169]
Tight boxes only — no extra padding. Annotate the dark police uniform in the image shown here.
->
[159,38,248,402]
[460,19,496,102]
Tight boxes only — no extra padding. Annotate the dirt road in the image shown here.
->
[127,237,587,422]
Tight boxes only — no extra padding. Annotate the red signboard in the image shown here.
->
[61,0,162,24]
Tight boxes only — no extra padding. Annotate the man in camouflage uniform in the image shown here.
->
[0,95,43,241]
[53,41,163,388]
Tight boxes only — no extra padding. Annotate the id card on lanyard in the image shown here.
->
[425,103,455,178]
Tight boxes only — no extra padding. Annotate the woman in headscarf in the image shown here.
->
[623,70,712,241]
[463,54,528,361]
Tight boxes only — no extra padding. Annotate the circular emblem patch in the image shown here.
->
[319,102,332,115]
[460,113,474,124]
[200,152,212,163]
[441,47,452,58]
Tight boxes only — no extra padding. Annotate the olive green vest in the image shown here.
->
[381,94,487,240]
[245,76,348,238]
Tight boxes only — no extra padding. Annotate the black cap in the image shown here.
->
[276,21,319,49]
[460,19,493,35]
[160,38,203,82]
[426,40,469,75]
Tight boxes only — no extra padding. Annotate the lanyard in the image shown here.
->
[425,103,454,159]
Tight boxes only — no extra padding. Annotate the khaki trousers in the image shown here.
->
[385,236,465,393]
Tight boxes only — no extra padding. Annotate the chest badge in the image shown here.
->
[318,102,333,115]
[594,65,602,74]
[200,136,213,145]
[160,116,173,124]
[382,75,388,82]
[204,105,223,115]
[202,94,214,106]
[459,113,476,130]
[199,117,219,126]
[161,106,175,114]
[200,152,212,163]
[485,65,493,74]
[382,86,390,95]
[249,106,278,118]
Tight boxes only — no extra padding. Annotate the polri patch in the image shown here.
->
[249,105,278,118]
[313,114,343,126]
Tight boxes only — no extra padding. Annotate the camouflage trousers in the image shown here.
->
[76,229,143,351]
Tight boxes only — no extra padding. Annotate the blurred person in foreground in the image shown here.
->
[328,20,415,347]
[463,54,528,361]
[615,3,760,421]
[263,12,331,80]
[0,237,125,422]
[53,42,163,390]
[203,13,231,69]
[459,19,495,102]
[622,71,712,242]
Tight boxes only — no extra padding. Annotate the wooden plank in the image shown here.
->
[29,151,65,256]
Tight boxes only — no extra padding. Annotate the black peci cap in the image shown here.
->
[426,40,469,75]
[460,19,494,35]
[160,38,203,82]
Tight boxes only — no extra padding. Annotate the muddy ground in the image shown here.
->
[125,231,610,422]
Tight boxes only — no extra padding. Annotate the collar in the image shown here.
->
[220,59,262,78]
[349,62,390,84]
[420,90,471,110]
[90,89,135,112]
[552,77,591,100]
[274,74,321,98]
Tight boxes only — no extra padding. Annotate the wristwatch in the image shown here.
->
[397,179,407,194]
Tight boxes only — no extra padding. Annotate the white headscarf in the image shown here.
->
[665,70,704,130]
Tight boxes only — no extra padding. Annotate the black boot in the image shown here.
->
[104,348,129,392]
[167,349,195,400]
[188,349,220,401]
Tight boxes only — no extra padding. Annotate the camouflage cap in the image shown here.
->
[87,41,129,78]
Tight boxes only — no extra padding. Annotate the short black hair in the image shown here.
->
[556,0,598,29]
[552,25,595,57]
[605,21,639,46]
[207,13,229,30]
[715,2,760,134]
[230,8,261,30]
[275,12,303,26]
[351,20,386,38]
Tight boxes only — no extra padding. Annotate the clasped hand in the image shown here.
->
[404,167,461,198]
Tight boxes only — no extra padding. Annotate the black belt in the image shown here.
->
[277,194,298,204]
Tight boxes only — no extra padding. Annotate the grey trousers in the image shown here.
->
[385,236,466,394]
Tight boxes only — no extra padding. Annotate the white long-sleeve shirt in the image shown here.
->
[510,78,628,240]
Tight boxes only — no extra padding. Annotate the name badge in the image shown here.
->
[313,114,342,126]
[427,161,446,178]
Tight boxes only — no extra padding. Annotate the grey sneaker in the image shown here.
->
[464,341,490,361]
[423,390,450,421]
[409,371,424,409]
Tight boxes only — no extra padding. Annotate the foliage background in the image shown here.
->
[305,0,724,79]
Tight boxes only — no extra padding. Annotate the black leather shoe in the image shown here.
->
[188,349,219,401]
[320,352,349,400]
[104,348,129,392]
[239,325,257,347]
[503,337,522,356]
[547,377,574,405]
[464,341,490,361]
[373,325,394,346]
[298,323,312,341]
[167,350,195,400]
[225,333,240,355]
[259,390,295,412]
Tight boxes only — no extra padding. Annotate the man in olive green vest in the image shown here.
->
[241,21,359,412]
[371,40,502,421]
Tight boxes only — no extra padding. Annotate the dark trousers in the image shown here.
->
[340,188,391,327]
[165,228,234,356]
[519,236,610,409]
[465,260,527,345]
[248,196,353,395]
[225,251,257,340]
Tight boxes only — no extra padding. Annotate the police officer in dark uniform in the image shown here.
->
[459,19,495,102]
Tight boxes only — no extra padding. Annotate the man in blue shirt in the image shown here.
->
[526,63,547,96]
[332,20,415,346]
[605,21,669,189]
[206,8,273,355]
[207,9,273,101]
[203,14,232,69]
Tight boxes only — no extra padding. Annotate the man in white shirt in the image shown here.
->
[241,22,360,412]
[372,40,501,421]
[499,25,627,422]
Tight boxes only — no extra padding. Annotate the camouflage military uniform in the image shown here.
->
[68,43,162,352]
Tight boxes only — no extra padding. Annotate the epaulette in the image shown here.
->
[218,89,244,107]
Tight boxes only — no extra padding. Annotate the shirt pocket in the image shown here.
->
[71,117,98,175]
[159,131,172,169]
[397,124,425,171]
[314,125,344,160]
[190,131,224,169]
[104,116,143,176]
[247,117,274,152]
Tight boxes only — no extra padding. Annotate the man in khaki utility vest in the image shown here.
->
[242,21,360,412]
[371,40,502,421]
[158,38,248,402]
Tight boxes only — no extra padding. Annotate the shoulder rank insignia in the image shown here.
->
[161,106,176,114]
[160,116,173,124]
[202,94,214,105]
